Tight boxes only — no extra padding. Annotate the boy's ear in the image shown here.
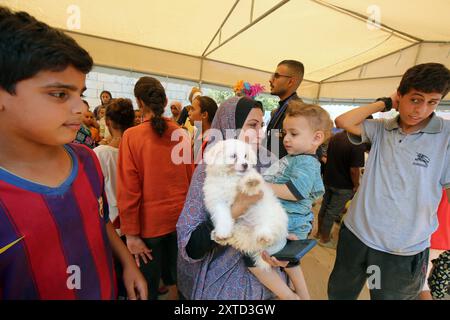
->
[313,131,325,146]
[0,89,8,111]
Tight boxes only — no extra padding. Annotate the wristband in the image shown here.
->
[375,97,393,112]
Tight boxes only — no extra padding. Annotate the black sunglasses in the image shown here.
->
[271,73,293,79]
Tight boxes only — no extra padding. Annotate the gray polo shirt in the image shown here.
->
[344,113,450,256]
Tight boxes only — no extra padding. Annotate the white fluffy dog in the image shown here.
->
[203,139,288,269]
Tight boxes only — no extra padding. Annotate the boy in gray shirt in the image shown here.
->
[329,63,450,300]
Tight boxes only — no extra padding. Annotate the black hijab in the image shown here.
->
[234,97,264,130]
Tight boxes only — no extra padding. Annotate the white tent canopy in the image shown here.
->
[3,0,450,102]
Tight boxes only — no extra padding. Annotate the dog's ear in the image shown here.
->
[204,142,224,165]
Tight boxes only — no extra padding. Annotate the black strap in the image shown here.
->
[185,217,217,260]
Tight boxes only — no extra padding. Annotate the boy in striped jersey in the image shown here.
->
[0,6,147,299]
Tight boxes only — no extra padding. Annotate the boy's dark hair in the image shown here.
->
[134,77,167,136]
[0,6,93,94]
[194,96,218,124]
[398,63,450,97]
[105,98,135,132]
[278,60,305,81]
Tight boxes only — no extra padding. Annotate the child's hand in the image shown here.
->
[261,251,289,268]
[126,235,153,268]
[261,235,298,268]
[389,92,400,110]
[123,264,148,300]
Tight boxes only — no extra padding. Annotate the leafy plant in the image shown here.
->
[204,88,279,111]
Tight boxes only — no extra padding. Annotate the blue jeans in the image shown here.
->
[318,185,354,239]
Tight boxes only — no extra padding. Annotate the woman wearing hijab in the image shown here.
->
[170,101,182,123]
[177,96,290,300]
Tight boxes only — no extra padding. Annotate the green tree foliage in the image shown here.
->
[204,88,279,111]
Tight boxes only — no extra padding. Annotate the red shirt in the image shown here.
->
[117,119,193,238]
[431,190,450,250]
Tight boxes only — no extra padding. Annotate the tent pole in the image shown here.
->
[311,0,422,43]
[199,57,204,88]
[315,83,322,104]
[422,41,450,44]
[202,0,240,57]
[323,75,403,84]
[250,0,255,23]
[203,57,318,84]
[321,42,419,83]
[204,0,290,57]
[413,42,423,65]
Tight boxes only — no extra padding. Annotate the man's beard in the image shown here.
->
[271,87,286,98]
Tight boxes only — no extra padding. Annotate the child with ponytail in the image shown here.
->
[117,77,194,300]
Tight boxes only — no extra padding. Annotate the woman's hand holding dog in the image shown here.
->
[231,190,264,219]
[126,235,153,268]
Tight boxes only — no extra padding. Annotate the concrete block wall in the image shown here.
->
[83,66,214,117]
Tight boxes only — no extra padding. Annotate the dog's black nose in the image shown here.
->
[242,163,248,170]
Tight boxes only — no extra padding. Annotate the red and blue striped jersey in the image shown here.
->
[0,144,116,299]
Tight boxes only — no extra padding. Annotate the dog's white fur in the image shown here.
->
[203,139,288,269]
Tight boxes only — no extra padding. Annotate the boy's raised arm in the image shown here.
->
[335,92,399,136]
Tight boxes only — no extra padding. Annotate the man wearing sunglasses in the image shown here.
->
[266,60,304,159]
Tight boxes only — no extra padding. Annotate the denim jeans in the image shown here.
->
[328,224,429,300]
[318,185,354,239]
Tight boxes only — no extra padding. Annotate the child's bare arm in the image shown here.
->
[284,266,310,300]
[350,167,361,192]
[106,223,148,300]
[335,102,384,136]
[249,266,299,300]
[267,183,297,201]
[335,92,399,136]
